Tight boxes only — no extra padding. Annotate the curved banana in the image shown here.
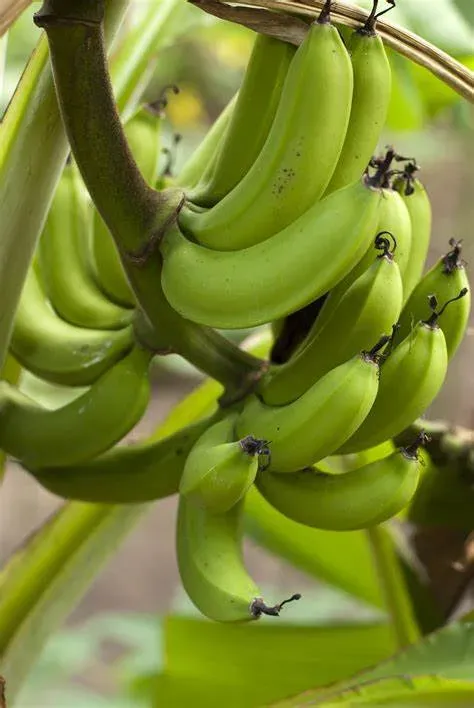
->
[180,415,269,513]
[189,34,295,207]
[179,9,353,250]
[10,264,134,387]
[175,94,237,190]
[26,417,214,503]
[337,294,469,455]
[236,340,387,473]
[396,239,470,358]
[161,177,382,329]
[177,494,300,622]
[255,435,425,530]
[324,13,392,194]
[262,233,403,405]
[91,107,163,307]
[38,162,132,329]
[393,169,432,301]
[0,346,152,468]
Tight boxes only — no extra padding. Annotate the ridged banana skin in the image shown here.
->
[263,254,403,405]
[338,325,448,455]
[10,265,134,387]
[26,418,212,503]
[91,111,161,308]
[255,450,421,530]
[0,347,152,468]
[396,255,470,359]
[180,415,258,512]
[38,164,132,329]
[236,355,380,473]
[161,180,381,329]
[180,442,259,514]
[325,31,391,195]
[177,496,261,622]
[376,189,412,297]
[190,34,296,207]
[394,178,432,301]
[175,94,237,190]
[179,21,353,250]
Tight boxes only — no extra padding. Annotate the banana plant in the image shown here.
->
[1,0,474,705]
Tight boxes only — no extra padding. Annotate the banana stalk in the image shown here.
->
[36,0,264,396]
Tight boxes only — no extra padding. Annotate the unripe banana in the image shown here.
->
[91,106,163,307]
[236,340,387,473]
[180,415,269,513]
[175,94,236,190]
[393,171,432,301]
[177,494,300,622]
[26,417,214,503]
[0,346,152,468]
[38,162,132,329]
[396,239,470,359]
[377,188,412,297]
[160,177,382,329]
[325,18,391,194]
[255,435,426,531]
[262,234,403,405]
[190,34,296,207]
[337,294,468,455]
[179,11,353,250]
[10,264,134,387]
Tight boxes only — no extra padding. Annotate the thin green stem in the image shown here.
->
[367,525,420,650]
[35,0,263,394]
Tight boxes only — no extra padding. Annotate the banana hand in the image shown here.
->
[161,177,382,329]
[180,14,353,250]
[255,435,425,530]
[0,346,152,468]
[11,264,134,387]
[237,341,387,473]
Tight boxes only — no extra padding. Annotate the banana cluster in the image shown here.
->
[5,0,471,625]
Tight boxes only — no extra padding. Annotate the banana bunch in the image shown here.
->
[5,0,472,626]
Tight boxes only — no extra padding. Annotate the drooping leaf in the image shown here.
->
[278,676,474,706]
[153,616,396,708]
[271,622,474,706]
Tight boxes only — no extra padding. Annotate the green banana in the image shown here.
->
[38,162,132,329]
[91,106,163,307]
[177,494,300,622]
[255,434,426,531]
[262,233,403,405]
[160,176,383,329]
[175,94,237,190]
[10,264,134,387]
[0,346,152,468]
[377,187,412,297]
[179,415,269,513]
[337,293,468,455]
[324,9,392,194]
[236,339,388,473]
[189,33,296,207]
[179,8,354,250]
[396,239,470,359]
[26,417,214,503]
[393,168,432,301]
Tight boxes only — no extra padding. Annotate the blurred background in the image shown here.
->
[0,0,473,705]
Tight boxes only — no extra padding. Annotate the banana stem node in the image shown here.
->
[125,193,186,266]
[443,238,465,273]
[250,593,302,618]
[148,83,180,116]
[363,334,392,363]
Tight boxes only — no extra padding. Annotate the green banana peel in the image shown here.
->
[0,355,21,483]
[0,0,130,373]
[0,369,222,699]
